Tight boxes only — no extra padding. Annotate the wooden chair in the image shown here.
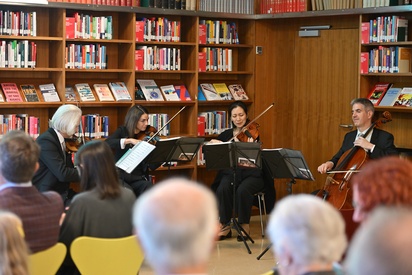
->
[70,235,144,275]
[29,242,67,275]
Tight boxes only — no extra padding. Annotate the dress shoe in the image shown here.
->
[218,224,232,241]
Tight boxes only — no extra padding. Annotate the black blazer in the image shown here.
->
[32,128,79,196]
[330,128,398,168]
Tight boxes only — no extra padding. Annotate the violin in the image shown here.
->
[65,135,90,153]
[236,122,260,142]
[136,125,160,144]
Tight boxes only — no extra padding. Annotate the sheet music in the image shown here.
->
[116,141,156,173]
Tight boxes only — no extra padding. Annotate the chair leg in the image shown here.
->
[257,194,264,237]
[261,194,267,235]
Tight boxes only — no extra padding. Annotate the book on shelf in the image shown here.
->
[136,79,164,101]
[65,85,79,102]
[360,52,369,74]
[228,84,249,100]
[174,84,191,101]
[396,17,408,42]
[20,84,40,102]
[367,83,392,106]
[397,47,412,73]
[135,85,147,100]
[159,84,180,101]
[393,87,412,107]
[108,82,132,101]
[75,83,96,102]
[199,83,220,101]
[379,87,403,106]
[197,86,206,101]
[213,83,233,100]
[1,83,23,102]
[39,83,60,102]
[0,89,4,102]
[93,83,115,101]
[361,22,370,44]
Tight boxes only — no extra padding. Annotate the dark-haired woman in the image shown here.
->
[210,101,265,241]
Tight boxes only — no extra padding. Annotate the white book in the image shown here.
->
[108,82,132,101]
[75,83,96,102]
[160,84,180,101]
[136,79,164,101]
[39,83,60,102]
[199,83,220,101]
[93,83,115,101]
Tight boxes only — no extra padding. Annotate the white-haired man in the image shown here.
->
[133,177,218,275]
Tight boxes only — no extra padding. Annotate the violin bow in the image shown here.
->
[229,102,275,142]
[146,105,186,143]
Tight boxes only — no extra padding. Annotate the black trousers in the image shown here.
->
[119,170,152,198]
[216,171,265,225]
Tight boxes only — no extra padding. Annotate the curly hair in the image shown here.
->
[351,156,412,213]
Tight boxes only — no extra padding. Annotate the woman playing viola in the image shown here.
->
[106,105,157,198]
[210,101,265,241]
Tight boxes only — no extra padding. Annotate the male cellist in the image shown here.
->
[317,98,398,174]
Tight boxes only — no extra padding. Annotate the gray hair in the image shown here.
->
[345,207,412,275]
[133,177,218,273]
[49,104,82,136]
[267,194,347,267]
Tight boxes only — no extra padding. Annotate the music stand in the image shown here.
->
[146,137,204,170]
[203,141,262,254]
[256,148,314,260]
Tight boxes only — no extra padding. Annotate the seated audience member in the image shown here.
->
[59,140,136,274]
[0,210,30,275]
[133,177,218,275]
[0,131,63,253]
[351,156,412,223]
[345,207,412,275]
[267,194,347,275]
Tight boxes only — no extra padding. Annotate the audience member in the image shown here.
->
[345,206,412,275]
[133,177,218,275]
[59,140,136,274]
[267,194,347,275]
[0,131,63,253]
[0,210,30,275]
[351,156,412,223]
[32,104,82,204]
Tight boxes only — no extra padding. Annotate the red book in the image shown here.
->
[198,52,206,72]
[361,22,370,44]
[174,84,191,101]
[360,52,369,74]
[367,82,392,106]
[135,49,144,71]
[197,116,205,136]
[199,24,207,44]
[66,17,75,39]
[1,83,23,102]
[135,20,145,42]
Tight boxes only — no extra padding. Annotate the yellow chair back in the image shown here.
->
[30,242,67,275]
[70,235,144,275]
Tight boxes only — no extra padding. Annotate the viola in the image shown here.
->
[65,135,91,153]
[236,122,260,142]
[136,125,159,144]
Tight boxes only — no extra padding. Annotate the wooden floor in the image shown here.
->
[138,216,276,275]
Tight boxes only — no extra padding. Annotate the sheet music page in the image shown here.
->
[116,141,156,173]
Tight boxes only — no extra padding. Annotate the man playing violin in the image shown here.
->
[106,105,156,198]
[32,104,82,205]
[317,98,398,174]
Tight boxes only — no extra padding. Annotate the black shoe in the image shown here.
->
[218,226,232,241]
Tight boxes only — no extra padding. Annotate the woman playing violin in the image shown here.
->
[210,101,265,241]
[106,105,157,198]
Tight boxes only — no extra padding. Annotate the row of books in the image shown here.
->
[198,48,232,72]
[65,14,113,40]
[0,114,39,139]
[361,47,411,74]
[135,18,181,42]
[0,83,59,103]
[367,83,412,107]
[198,83,249,101]
[67,82,132,102]
[198,0,255,14]
[49,0,136,5]
[139,0,196,10]
[65,44,107,69]
[0,40,36,68]
[363,0,408,7]
[260,0,308,13]
[198,21,239,45]
[135,79,191,101]
[198,110,228,136]
[0,10,37,36]
[135,46,181,71]
[79,114,110,139]
[361,16,408,44]
[148,113,170,136]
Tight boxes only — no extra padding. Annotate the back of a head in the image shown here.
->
[133,178,218,274]
[267,194,347,266]
[0,210,29,275]
[345,207,412,275]
[0,131,40,183]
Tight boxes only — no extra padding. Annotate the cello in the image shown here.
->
[316,111,392,210]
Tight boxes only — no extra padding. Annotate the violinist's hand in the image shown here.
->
[208,139,222,144]
[317,161,333,174]
[354,137,374,151]
[125,138,141,146]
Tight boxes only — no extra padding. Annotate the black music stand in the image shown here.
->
[147,137,204,170]
[203,141,262,254]
[256,148,314,260]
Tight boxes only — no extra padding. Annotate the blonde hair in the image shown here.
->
[0,211,29,275]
